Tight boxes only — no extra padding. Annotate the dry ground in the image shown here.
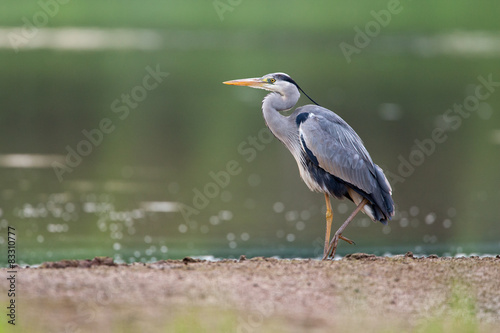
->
[1,254,500,332]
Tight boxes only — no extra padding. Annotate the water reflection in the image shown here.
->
[0,154,65,168]
[2,28,500,57]
[0,28,163,51]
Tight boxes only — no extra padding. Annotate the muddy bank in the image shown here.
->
[2,254,500,332]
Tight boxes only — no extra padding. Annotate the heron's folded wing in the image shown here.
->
[298,113,378,195]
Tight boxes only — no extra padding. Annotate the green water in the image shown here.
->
[1,1,499,266]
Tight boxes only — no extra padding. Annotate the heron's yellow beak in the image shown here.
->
[223,77,266,87]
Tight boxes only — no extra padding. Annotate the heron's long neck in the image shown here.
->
[262,91,299,145]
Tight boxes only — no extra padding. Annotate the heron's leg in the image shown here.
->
[324,194,355,256]
[322,198,368,260]
[323,193,333,258]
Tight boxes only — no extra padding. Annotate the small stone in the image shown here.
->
[404,251,414,258]
[182,257,198,264]
[91,256,115,266]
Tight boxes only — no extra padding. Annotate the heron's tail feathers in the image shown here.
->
[372,164,395,223]
[347,164,395,224]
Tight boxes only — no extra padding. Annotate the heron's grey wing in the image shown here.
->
[298,111,378,194]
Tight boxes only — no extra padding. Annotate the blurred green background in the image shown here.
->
[0,0,499,265]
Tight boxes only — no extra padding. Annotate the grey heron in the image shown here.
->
[223,73,394,259]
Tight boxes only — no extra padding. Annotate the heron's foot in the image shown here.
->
[322,233,340,260]
[322,233,353,260]
[339,235,355,245]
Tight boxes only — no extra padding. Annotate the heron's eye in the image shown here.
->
[268,78,276,84]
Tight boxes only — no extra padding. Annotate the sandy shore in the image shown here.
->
[2,254,500,332]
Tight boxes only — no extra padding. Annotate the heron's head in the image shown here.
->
[223,72,319,105]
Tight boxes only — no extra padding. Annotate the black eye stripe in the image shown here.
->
[267,73,320,106]
[274,74,296,85]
